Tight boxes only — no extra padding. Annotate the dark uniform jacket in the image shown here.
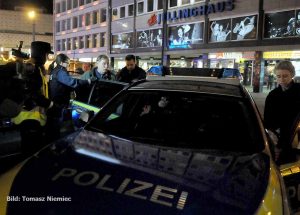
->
[117,66,146,83]
[81,67,116,81]
[264,81,300,149]
[49,65,89,106]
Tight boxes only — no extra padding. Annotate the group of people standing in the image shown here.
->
[12,42,146,154]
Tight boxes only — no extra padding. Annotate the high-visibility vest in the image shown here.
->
[12,106,47,126]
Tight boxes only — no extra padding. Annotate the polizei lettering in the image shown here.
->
[52,168,189,210]
[157,0,234,24]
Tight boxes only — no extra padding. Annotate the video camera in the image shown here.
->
[11,41,30,60]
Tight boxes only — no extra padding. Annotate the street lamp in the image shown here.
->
[28,10,36,42]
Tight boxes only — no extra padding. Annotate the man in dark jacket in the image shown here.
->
[264,60,300,164]
[81,55,116,81]
[116,55,146,83]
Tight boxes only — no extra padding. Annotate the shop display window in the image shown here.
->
[168,22,204,49]
[264,10,296,39]
[137,29,162,48]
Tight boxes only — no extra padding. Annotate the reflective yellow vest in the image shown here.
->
[12,106,46,126]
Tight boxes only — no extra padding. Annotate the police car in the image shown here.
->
[0,76,299,214]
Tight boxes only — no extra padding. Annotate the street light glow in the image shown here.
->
[28,10,36,42]
[28,10,36,19]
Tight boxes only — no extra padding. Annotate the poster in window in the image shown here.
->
[137,28,163,48]
[264,10,296,38]
[232,15,257,40]
[168,22,203,49]
[296,9,300,36]
[111,33,133,49]
[209,19,231,42]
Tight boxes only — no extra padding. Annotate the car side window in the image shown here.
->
[89,91,264,152]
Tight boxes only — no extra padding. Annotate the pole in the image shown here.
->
[32,20,36,42]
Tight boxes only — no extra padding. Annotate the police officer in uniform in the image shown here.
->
[47,53,93,141]
[12,41,54,154]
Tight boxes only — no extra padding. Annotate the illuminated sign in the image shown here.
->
[157,0,234,24]
[148,14,157,26]
[263,51,300,59]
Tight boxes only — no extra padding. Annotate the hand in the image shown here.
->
[88,76,98,84]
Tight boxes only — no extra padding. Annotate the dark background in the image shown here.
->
[0,0,53,14]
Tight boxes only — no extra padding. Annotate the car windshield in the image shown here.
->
[87,90,264,153]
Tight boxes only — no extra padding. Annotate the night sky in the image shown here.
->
[0,0,53,14]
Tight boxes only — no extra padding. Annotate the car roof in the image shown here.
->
[130,76,245,98]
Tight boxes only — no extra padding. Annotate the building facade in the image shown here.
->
[0,9,53,64]
[54,0,300,89]
[54,0,108,62]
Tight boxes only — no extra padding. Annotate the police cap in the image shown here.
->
[31,41,54,58]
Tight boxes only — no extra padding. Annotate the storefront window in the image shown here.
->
[209,19,231,42]
[168,22,204,49]
[264,10,296,39]
[111,33,133,50]
[232,15,257,41]
[137,29,162,48]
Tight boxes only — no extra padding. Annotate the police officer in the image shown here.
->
[47,53,93,141]
[12,41,54,154]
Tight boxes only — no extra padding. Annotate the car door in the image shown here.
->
[70,80,127,128]
[280,117,300,214]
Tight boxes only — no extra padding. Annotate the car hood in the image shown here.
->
[6,130,271,215]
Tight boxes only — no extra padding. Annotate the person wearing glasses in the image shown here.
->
[81,55,116,81]
[264,60,300,164]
